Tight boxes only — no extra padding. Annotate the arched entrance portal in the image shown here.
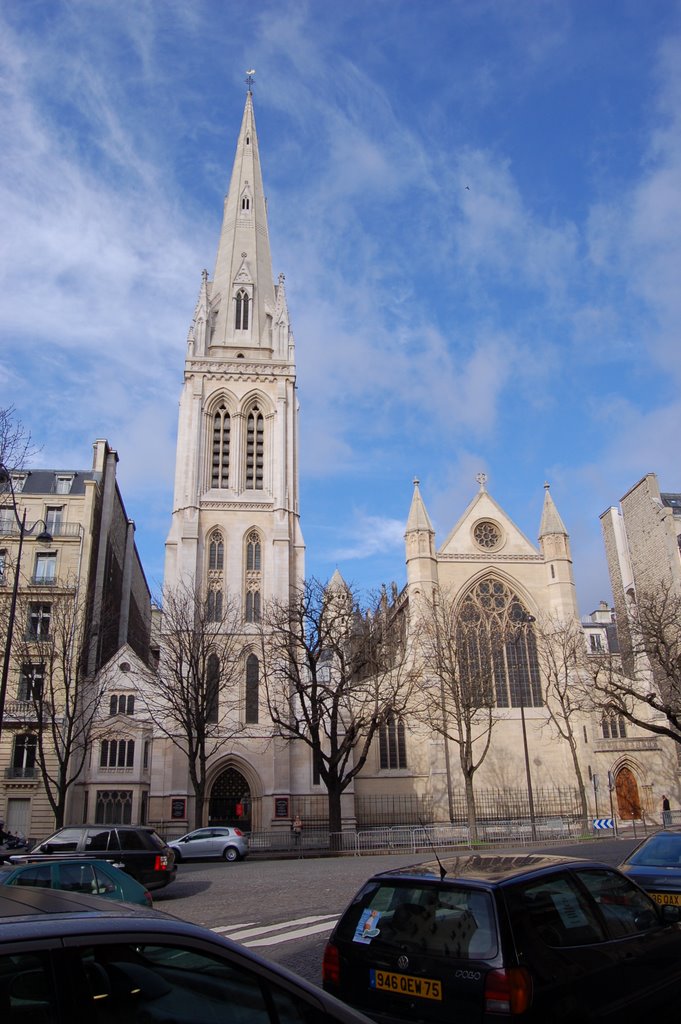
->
[209,767,251,830]
[615,766,642,820]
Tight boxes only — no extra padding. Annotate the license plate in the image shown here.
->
[370,969,442,1001]
[650,892,681,906]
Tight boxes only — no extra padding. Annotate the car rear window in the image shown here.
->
[336,882,498,959]
[117,830,148,851]
[626,834,681,867]
[143,830,167,851]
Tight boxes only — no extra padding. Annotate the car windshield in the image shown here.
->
[335,881,497,959]
[626,834,681,867]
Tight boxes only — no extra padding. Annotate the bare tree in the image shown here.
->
[414,588,507,841]
[0,406,37,473]
[259,577,417,838]
[13,588,102,828]
[588,583,681,746]
[534,615,590,826]
[148,581,246,829]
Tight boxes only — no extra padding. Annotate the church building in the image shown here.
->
[148,87,674,836]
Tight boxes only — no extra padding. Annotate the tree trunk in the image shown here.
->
[327,783,343,848]
[464,773,479,843]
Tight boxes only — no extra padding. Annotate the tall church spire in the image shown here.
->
[200,89,278,356]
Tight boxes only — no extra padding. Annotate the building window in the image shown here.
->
[95,790,132,825]
[473,520,502,550]
[602,713,627,740]
[54,475,74,494]
[245,653,259,724]
[245,590,261,623]
[99,739,135,768]
[0,549,5,583]
[143,740,150,770]
[27,603,51,640]
[18,663,44,701]
[246,532,261,571]
[206,653,219,723]
[379,712,407,769]
[10,474,27,493]
[11,734,37,778]
[211,406,231,488]
[241,196,250,211]
[109,694,134,716]
[590,634,603,652]
[245,410,264,489]
[206,588,223,621]
[235,289,250,331]
[208,532,224,571]
[455,578,542,709]
[33,552,56,584]
[45,507,63,533]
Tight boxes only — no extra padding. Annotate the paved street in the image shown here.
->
[152,835,641,986]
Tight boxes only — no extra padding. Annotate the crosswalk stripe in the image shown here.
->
[212,913,339,946]
[247,919,338,947]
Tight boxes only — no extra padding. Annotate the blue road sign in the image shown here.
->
[593,818,614,830]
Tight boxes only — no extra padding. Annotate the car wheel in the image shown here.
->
[223,846,239,862]
[172,849,182,864]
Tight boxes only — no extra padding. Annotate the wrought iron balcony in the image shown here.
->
[5,766,37,780]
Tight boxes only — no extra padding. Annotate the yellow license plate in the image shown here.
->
[650,892,681,906]
[370,969,442,1001]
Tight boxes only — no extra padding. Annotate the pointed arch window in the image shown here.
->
[245,590,261,623]
[602,712,626,739]
[208,532,224,571]
[245,653,259,723]
[241,196,250,211]
[211,405,230,488]
[206,653,219,723]
[457,578,542,709]
[245,529,262,623]
[235,289,250,331]
[247,532,261,571]
[206,589,223,622]
[379,712,407,769]
[246,409,264,489]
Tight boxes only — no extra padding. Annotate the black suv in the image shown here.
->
[14,825,176,890]
[323,854,681,1023]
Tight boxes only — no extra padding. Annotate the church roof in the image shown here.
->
[539,483,568,538]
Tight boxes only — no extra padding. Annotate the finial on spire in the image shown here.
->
[245,69,256,92]
[476,471,487,492]
[413,477,420,487]
[544,480,550,490]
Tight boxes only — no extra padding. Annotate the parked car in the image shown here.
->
[620,828,681,907]
[11,825,176,890]
[322,853,681,1023]
[0,886,372,1024]
[0,857,152,907]
[169,826,248,862]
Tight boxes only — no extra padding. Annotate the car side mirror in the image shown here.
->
[660,904,681,924]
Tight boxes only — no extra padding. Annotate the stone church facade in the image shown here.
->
[142,90,675,836]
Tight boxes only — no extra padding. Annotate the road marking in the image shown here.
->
[213,913,339,946]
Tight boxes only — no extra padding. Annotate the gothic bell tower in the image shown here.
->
[164,85,305,612]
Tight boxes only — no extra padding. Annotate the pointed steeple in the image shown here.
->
[405,478,438,602]
[539,482,568,538]
[207,89,277,354]
[406,478,435,535]
[538,482,578,618]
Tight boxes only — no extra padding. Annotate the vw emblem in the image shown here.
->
[397,955,409,970]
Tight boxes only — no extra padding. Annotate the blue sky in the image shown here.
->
[1,1,680,610]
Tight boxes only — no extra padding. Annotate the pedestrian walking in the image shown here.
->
[662,795,672,827]
[292,814,303,857]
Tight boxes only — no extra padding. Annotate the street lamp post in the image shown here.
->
[0,465,52,745]
[514,612,537,841]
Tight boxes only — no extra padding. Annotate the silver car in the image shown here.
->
[169,827,248,863]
